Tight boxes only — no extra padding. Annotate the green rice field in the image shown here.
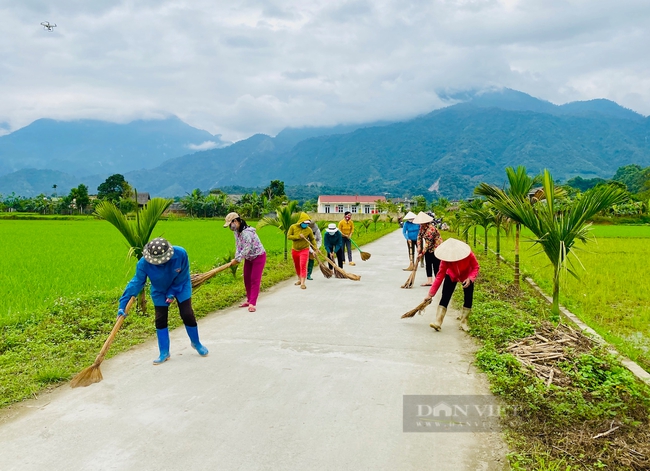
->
[473,224,650,370]
[0,218,288,325]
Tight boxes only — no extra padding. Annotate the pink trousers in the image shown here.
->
[243,253,266,305]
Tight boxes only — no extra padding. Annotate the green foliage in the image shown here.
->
[477,169,627,314]
[97,174,131,202]
[94,198,173,260]
[470,252,650,470]
[612,164,650,194]
[257,201,299,260]
[371,213,381,231]
[263,179,285,198]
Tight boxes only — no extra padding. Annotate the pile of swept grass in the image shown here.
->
[463,252,650,471]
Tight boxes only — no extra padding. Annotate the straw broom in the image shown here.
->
[401,297,432,319]
[350,239,371,261]
[70,296,136,388]
[303,236,361,281]
[191,260,236,289]
[313,250,333,278]
[401,255,421,289]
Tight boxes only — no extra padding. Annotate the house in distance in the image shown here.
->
[317,195,386,214]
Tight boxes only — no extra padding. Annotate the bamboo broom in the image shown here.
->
[191,260,236,289]
[401,297,432,319]
[313,251,333,278]
[350,239,371,261]
[401,255,421,289]
[303,236,361,281]
[70,296,136,388]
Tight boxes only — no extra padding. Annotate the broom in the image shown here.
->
[350,239,371,261]
[313,250,333,278]
[401,255,421,289]
[70,296,136,388]
[401,297,432,319]
[191,260,236,289]
[303,236,361,281]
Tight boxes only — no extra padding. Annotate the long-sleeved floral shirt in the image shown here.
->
[417,223,443,254]
[234,227,266,262]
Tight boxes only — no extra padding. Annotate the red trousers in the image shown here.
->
[292,248,309,278]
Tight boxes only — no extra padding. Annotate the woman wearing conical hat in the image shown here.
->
[401,211,419,271]
[423,238,479,332]
[413,211,444,285]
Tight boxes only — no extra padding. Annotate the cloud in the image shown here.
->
[0,0,649,141]
[187,141,222,151]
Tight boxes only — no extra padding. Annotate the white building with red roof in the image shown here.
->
[317,195,386,214]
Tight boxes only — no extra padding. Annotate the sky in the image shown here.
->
[1,0,649,142]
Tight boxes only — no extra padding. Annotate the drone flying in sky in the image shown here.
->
[41,21,57,32]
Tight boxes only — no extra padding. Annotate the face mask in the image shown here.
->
[300,223,308,228]
[229,222,237,231]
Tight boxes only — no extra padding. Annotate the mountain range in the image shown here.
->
[1,88,648,199]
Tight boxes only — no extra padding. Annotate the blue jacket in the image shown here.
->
[402,221,419,241]
[119,246,192,309]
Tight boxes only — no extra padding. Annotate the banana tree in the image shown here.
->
[257,201,299,260]
[95,197,173,313]
[479,169,626,315]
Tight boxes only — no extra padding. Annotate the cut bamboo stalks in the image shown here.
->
[401,297,432,318]
[70,296,136,388]
[303,236,360,281]
[191,260,236,289]
[401,255,421,288]
[350,238,371,261]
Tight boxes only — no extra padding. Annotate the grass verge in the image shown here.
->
[463,251,650,470]
[0,226,396,408]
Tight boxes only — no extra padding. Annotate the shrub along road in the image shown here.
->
[0,231,507,471]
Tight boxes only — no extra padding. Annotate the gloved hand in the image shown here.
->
[165,295,175,304]
[117,308,126,318]
[309,247,314,254]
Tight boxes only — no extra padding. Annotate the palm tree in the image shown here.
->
[257,201,299,260]
[489,206,509,263]
[95,197,173,312]
[180,189,204,217]
[464,201,492,255]
[371,213,381,231]
[478,169,626,315]
[476,166,539,287]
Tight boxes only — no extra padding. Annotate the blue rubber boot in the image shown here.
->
[185,325,209,356]
[153,328,170,365]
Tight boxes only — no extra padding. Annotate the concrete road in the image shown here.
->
[0,230,507,471]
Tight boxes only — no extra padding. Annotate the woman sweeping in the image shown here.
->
[118,237,209,365]
[324,223,344,269]
[401,211,419,271]
[287,212,316,289]
[423,238,479,332]
[306,220,323,281]
[224,212,266,312]
[414,211,444,287]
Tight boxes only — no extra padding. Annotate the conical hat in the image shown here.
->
[402,211,417,220]
[412,211,433,224]
[434,238,471,262]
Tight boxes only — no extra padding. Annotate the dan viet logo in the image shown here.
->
[403,395,511,432]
